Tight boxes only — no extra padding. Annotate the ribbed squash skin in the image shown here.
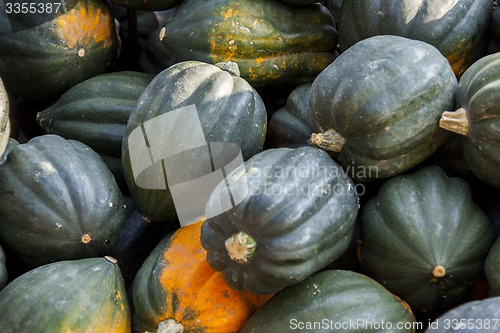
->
[308,35,457,181]
[338,0,492,77]
[0,244,6,291]
[241,270,416,333]
[426,297,500,333]
[122,61,267,222]
[485,237,500,296]
[36,71,154,186]
[0,135,127,267]
[0,0,118,101]
[109,0,181,10]
[0,77,9,156]
[158,0,337,86]
[0,257,131,333]
[360,166,493,312]
[445,53,500,188]
[201,146,359,295]
[268,83,312,148]
[133,222,273,333]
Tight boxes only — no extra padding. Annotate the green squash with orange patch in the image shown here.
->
[158,0,337,86]
[0,0,118,101]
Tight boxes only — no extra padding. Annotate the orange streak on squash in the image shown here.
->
[158,221,273,333]
[54,1,113,50]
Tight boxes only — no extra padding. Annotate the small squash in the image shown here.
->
[0,135,127,267]
[359,166,494,312]
[426,296,500,332]
[158,0,337,86]
[0,243,6,291]
[241,270,416,333]
[36,71,154,186]
[122,60,267,222]
[267,83,312,148]
[338,0,492,77]
[133,221,273,333]
[485,237,500,296]
[0,256,130,333]
[201,146,359,295]
[308,35,457,181]
[439,52,500,189]
[0,0,118,101]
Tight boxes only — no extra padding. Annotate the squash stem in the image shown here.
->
[225,231,257,263]
[156,318,184,333]
[432,265,446,278]
[439,108,469,136]
[309,129,346,153]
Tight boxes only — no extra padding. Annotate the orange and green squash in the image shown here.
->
[158,0,337,86]
[0,135,127,267]
[0,0,118,101]
[308,35,457,181]
[0,256,131,332]
[338,0,492,77]
[359,166,494,312]
[133,221,273,333]
[439,52,500,189]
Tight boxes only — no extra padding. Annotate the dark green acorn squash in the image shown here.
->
[158,0,337,86]
[201,146,359,295]
[0,77,9,156]
[0,0,118,101]
[439,52,500,189]
[0,243,6,291]
[0,256,131,333]
[359,166,494,312]
[308,35,457,181]
[109,0,181,10]
[0,135,127,267]
[426,296,500,332]
[241,270,415,333]
[36,71,154,186]
[485,237,500,296]
[122,60,267,223]
[338,0,492,77]
[268,83,312,148]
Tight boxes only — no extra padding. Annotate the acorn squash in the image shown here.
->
[439,52,500,189]
[338,0,492,77]
[0,135,127,267]
[359,166,494,312]
[133,221,273,333]
[0,0,118,101]
[241,270,416,333]
[36,71,154,186]
[122,60,267,223]
[158,0,337,86]
[201,146,359,294]
[309,35,457,181]
[0,256,130,333]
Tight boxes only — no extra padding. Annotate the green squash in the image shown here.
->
[309,35,457,181]
[241,270,416,333]
[359,166,494,312]
[36,71,154,186]
[0,0,118,101]
[122,60,267,223]
[485,237,500,296]
[0,135,127,267]
[109,0,181,10]
[267,83,312,148]
[158,0,337,86]
[0,76,9,157]
[338,0,492,77]
[0,256,131,333]
[0,243,6,291]
[426,296,500,332]
[201,146,359,294]
[439,52,500,189]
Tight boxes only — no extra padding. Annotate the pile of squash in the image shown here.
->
[0,0,499,332]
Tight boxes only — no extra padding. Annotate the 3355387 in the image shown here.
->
[5,2,62,14]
